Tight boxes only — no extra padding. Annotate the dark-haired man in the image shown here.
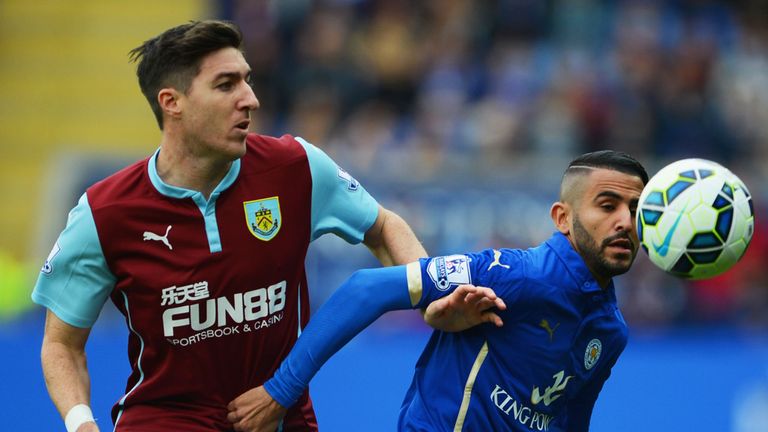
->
[234,151,649,432]
[32,20,459,432]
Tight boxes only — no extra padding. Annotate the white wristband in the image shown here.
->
[65,404,95,432]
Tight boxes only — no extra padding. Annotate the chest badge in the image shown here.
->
[244,197,281,241]
[584,338,602,370]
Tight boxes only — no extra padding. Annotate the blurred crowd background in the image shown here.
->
[1,1,767,430]
[0,0,767,330]
[228,0,768,330]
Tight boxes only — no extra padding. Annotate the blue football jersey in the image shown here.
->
[401,232,629,431]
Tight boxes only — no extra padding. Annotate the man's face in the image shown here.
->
[569,169,645,283]
[177,47,259,161]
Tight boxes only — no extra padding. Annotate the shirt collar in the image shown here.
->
[544,231,614,295]
[146,147,241,199]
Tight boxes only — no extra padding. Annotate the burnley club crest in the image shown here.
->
[244,197,281,241]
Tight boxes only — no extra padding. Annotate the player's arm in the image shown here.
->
[364,204,498,334]
[41,311,99,432]
[298,137,426,265]
[298,137,487,332]
[363,205,426,266]
[32,193,115,432]
[226,264,504,430]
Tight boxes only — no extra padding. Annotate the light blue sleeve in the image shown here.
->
[296,137,379,244]
[31,193,116,328]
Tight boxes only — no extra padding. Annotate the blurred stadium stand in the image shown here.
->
[2,0,767,430]
[229,0,768,329]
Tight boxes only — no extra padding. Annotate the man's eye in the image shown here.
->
[218,82,233,90]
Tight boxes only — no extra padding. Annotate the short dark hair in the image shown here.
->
[128,20,243,129]
[564,150,649,185]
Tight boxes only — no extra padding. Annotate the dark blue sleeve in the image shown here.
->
[565,366,611,431]
[264,266,413,407]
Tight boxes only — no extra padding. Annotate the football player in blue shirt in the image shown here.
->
[227,150,648,432]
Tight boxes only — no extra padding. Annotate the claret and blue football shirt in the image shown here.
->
[266,232,628,431]
[32,134,379,431]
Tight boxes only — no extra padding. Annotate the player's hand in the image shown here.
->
[227,386,287,432]
[423,284,506,332]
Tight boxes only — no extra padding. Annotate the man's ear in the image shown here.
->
[550,201,571,235]
[158,88,182,119]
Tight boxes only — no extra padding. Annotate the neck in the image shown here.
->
[564,232,610,289]
[593,274,610,290]
[156,136,233,199]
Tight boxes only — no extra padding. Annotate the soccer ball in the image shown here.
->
[637,158,755,279]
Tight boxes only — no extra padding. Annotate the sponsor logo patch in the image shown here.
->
[491,384,555,430]
[337,168,360,191]
[161,280,287,346]
[41,242,61,274]
[531,370,574,407]
[244,197,281,241]
[427,254,471,291]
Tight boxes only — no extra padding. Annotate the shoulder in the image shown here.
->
[246,133,300,149]
[478,246,560,301]
[523,242,563,278]
[516,242,579,302]
[244,133,309,169]
[87,157,151,209]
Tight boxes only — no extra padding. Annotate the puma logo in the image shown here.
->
[143,225,173,250]
[487,249,510,271]
[539,319,560,342]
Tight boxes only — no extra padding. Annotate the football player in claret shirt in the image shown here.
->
[237,150,649,432]
[32,20,485,432]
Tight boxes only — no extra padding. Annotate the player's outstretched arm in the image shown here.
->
[41,310,100,432]
[362,206,504,332]
[227,265,416,430]
[363,206,427,266]
[424,284,506,332]
[226,265,504,431]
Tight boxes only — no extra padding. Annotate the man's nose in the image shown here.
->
[240,84,259,111]
[616,206,634,232]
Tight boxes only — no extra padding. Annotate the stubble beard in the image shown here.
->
[572,215,635,280]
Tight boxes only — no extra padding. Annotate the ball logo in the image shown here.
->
[651,206,686,258]
[584,338,602,370]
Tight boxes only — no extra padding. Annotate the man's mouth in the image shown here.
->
[235,119,250,131]
[604,235,633,252]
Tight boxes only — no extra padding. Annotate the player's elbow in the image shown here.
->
[342,267,409,313]
[343,269,386,310]
[344,268,377,294]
